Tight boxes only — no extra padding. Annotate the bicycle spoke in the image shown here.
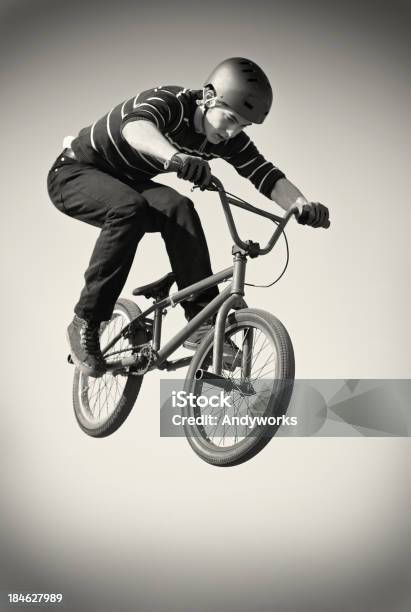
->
[192,321,280,448]
[79,311,134,425]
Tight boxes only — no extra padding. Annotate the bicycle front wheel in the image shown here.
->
[183,309,295,466]
[72,298,148,437]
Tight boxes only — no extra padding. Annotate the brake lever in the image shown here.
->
[190,184,218,193]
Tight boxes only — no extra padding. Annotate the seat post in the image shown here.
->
[152,305,163,351]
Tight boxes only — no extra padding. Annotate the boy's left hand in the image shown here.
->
[297,202,330,228]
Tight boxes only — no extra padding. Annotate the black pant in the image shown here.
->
[47,152,218,321]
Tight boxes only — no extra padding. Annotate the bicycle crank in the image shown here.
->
[106,343,156,376]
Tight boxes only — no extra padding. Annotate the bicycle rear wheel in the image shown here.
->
[183,309,294,466]
[72,298,148,437]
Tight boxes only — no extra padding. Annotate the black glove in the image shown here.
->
[297,202,330,228]
[171,153,212,190]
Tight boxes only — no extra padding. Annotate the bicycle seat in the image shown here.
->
[132,272,175,300]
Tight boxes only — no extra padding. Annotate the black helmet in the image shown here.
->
[204,57,273,124]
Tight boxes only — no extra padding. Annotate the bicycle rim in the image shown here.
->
[76,307,136,428]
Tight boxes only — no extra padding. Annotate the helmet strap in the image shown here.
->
[195,87,215,133]
[194,102,207,133]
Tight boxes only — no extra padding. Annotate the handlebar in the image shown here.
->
[164,157,305,257]
[210,175,298,256]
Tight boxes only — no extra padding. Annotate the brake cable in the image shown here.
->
[221,190,290,288]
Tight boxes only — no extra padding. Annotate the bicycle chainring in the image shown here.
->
[131,343,156,375]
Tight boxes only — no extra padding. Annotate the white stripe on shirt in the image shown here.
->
[247,161,270,180]
[107,109,136,167]
[134,107,160,128]
[174,92,185,131]
[165,134,216,159]
[223,138,251,160]
[90,122,98,152]
[90,123,121,173]
[158,87,185,131]
[234,156,259,169]
[237,138,251,154]
[147,97,171,121]
[136,103,166,127]
[258,167,280,192]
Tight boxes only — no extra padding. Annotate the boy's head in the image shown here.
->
[199,57,273,143]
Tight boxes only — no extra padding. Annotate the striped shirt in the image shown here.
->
[71,85,285,197]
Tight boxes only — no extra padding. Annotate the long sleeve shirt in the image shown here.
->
[71,85,285,196]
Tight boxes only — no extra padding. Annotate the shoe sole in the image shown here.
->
[183,340,242,372]
[183,341,198,351]
[66,330,106,378]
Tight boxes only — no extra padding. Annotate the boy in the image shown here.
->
[47,57,329,377]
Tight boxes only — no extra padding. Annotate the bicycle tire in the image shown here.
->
[183,308,295,466]
[72,298,148,438]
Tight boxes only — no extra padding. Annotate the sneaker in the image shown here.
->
[67,315,106,377]
[183,322,242,370]
[183,322,214,351]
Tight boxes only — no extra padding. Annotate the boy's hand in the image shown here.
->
[171,153,212,189]
[296,201,330,228]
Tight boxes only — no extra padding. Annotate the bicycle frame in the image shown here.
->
[103,261,241,375]
[103,174,298,376]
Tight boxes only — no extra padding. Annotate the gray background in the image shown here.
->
[1,0,410,610]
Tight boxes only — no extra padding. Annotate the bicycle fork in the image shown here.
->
[212,252,248,377]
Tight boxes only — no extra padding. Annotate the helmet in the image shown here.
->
[204,57,273,124]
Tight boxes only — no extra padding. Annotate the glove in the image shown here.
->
[171,153,212,190]
[297,202,330,228]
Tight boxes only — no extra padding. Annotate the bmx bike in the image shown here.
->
[69,167,321,466]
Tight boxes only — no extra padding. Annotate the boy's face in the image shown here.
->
[203,104,252,144]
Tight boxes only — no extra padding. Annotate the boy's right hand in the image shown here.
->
[170,153,212,190]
